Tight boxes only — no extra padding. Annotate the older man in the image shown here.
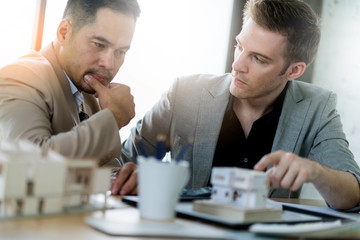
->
[0,0,140,194]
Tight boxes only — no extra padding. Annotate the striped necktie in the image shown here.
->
[79,111,89,121]
[79,102,89,121]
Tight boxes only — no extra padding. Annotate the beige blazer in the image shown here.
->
[0,43,121,166]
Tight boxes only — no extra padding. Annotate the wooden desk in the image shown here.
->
[271,198,327,207]
[0,197,357,240]
[1,199,247,240]
[0,210,113,240]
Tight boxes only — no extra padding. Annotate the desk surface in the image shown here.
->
[271,198,327,207]
[0,197,358,240]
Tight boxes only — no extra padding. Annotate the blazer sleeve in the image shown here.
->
[51,109,121,166]
[0,70,121,166]
[308,92,360,175]
[121,78,180,163]
[307,92,360,211]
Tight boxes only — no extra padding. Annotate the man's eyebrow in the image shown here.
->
[92,35,131,50]
[235,37,273,61]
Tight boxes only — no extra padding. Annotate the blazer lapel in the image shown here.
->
[272,81,311,153]
[269,81,311,198]
[192,75,231,187]
[40,43,79,126]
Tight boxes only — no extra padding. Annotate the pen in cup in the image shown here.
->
[156,134,166,160]
[135,136,148,157]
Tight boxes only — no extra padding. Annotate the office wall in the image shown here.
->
[116,0,233,140]
[312,0,360,163]
[41,0,233,141]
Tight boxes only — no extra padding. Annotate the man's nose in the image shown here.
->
[98,50,115,70]
[232,51,248,73]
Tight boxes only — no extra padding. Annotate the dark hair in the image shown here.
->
[63,0,141,34]
[243,0,321,65]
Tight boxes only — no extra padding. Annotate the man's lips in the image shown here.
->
[87,73,109,84]
[233,77,247,86]
[91,73,107,82]
[232,71,248,86]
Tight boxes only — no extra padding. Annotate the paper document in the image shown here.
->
[249,220,342,235]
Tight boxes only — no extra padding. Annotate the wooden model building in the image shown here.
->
[0,140,111,218]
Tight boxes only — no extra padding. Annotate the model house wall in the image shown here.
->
[210,167,268,209]
[0,140,111,218]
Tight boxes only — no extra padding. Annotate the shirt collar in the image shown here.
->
[63,71,84,112]
[226,82,289,118]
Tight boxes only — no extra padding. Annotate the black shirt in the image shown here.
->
[211,84,288,170]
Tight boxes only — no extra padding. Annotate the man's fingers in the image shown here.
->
[261,151,311,191]
[84,74,106,93]
[265,168,273,188]
[111,163,137,195]
[129,186,138,195]
[120,170,138,195]
[111,168,130,194]
[108,82,122,89]
[290,170,307,191]
[279,166,297,189]
[270,153,296,187]
[254,151,281,171]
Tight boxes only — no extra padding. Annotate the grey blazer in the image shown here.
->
[122,73,360,197]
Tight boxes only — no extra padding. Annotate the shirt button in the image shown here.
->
[244,158,248,163]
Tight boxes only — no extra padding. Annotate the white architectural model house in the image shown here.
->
[210,167,268,208]
[0,140,111,218]
[192,167,282,222]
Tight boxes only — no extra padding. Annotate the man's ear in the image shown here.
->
[285,62,306,81]
[56,19,72,45]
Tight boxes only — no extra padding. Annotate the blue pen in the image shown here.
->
[156,134,166,160]
[135,136,148,157]
[176,137,194,162]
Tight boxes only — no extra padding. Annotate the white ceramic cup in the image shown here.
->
[138,156,190,221]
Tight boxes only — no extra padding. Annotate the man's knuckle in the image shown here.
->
[280,181,289,189]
